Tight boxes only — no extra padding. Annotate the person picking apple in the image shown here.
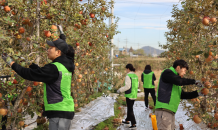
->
[1,25,75,130]
[155,59,205,130]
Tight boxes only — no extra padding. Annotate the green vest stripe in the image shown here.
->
[143,72,155,89]
[155,67,182,113]
[44,62,74,112]
[125,73,139,99]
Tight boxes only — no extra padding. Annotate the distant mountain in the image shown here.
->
[140,46,165,56]
[122,46,165,56]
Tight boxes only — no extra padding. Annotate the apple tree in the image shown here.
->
[160,0,218,128]
[0,0,122,129]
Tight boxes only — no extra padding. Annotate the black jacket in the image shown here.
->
[12,55,75,119]
[141,70,156,86]
[158,69,198,104]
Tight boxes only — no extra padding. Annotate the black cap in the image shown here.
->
[46,38,68,54]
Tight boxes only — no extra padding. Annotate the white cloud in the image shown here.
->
[114,0,180,9]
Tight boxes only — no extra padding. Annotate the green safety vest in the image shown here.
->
[155,67,182,113]
[125,73,139,99]
[43,62,74,112]
[143,72,155,89]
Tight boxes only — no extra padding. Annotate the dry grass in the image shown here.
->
[114,57,166,61]
[113,56,164,92]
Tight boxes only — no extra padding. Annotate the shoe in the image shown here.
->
[122,120,130,124]
[129,125,137,129]
[145,107,149,111]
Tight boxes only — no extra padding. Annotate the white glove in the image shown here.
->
[57,25,64,34]
[1,53,14,66]
[195,80,204,88]
[117,89,120,94]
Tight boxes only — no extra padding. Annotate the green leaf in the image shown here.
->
[181,2,185,4]
[204,53,209,58]
[33,44,38,48]
[13,56,19,60]
[196,51,203,55]
[31,112,35,118]
[36,111,41,117]
[21,62,26,67]
[21,79,25,83]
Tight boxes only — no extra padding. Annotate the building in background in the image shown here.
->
[119,48,127,55]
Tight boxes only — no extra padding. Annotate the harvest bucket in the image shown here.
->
[151,114,158,130]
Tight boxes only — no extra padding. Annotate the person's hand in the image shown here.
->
[1,53,14,66]
[195,80,204,88]
[117,89,121,94]
[57,25,64,34]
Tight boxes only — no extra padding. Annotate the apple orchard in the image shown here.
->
[0,0,122,129]
[160,0,218,129]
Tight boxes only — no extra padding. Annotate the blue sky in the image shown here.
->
[111,0,182,50]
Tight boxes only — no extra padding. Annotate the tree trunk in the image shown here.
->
[11,87,28,129]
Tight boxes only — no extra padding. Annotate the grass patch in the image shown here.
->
[94,97,126,130]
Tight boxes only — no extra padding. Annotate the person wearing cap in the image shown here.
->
[1,25,75,130]
[155,60,205,130]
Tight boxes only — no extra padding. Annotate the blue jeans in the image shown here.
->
[49,118,71,130]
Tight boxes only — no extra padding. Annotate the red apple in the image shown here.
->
[179,124,184,130]
[0,108,8,116]
[51,25,57,32]
[33,81,39,86]
[76,43,79,46]
[78,74,82,79]
[89,13,95,18]
[201,88,209,95]
[26,86,32,92]
[18,27,25,34]
[193,115,201,124]
[40,0,47,5]
[13,79,18,84]
[17,108,22,113]
[202,16,210,26]
[19,121,24,126]
[210,17,217,23]
[88,42,92,46]
[26,37,31,41]
[214,112,218,120]
[44,30,51,37]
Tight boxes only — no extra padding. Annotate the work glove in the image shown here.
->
[117,89,121,94]
[57,25,64,34]
[1,53,14,66]
[197,88,205,96]
[195,80,204,88]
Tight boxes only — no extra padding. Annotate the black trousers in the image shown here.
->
[144,88,156,108]
[125,97,136,125]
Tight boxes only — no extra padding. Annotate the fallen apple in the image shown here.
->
[193,115,201,124]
